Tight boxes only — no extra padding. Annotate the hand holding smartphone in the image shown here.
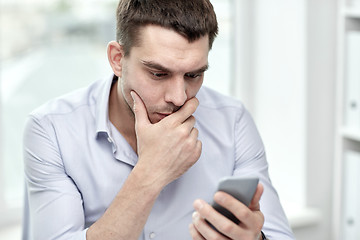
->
[211,176,259,225]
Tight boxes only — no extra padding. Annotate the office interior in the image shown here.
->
[0,0,359,239]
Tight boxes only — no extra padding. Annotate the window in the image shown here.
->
[0,0,118,225]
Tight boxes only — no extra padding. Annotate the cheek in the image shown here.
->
[132,76,164,104]
[118,70,142,111]
[137,90,162,113]
[119,79,134,111]
[120,74,160,111]
[187,79,204,98]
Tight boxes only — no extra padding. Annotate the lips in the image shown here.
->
[153,107,179,122]
[156,112,171,120]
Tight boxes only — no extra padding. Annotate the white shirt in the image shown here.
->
[23,74,295,240]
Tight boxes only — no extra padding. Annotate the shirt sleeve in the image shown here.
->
[23,115,87,240]
[233,108,295,240]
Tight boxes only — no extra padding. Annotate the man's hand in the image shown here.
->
[131,91,202,189]
[190,184,264,240]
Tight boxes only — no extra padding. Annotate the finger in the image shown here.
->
[193,199,236,239]
[182,116,196,133]
[194,139,202,160]
[191,210,229,240]
[213,191,250,224]
[249,183,264,211]
[214,191,263,232]
[189,223,206,240]
[130,91,151,127]
[189,126,199,139]
[188,128,201,155]
[168,97,199,124]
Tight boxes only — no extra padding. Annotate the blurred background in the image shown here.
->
[0,0,359,239]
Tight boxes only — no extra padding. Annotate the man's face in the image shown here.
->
[118,25,209,123]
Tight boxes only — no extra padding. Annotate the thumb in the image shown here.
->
[130,91,151,127]
[249,183,264,211]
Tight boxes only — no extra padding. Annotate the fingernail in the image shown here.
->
[192,211,199,219]
[130,91,136,111]
[130,91,135,102]
[214,192,225,204]
[193,200,203,210]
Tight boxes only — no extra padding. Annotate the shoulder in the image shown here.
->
[195,87,259,139]
[29,78,105,121]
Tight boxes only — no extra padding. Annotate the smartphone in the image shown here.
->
[211,176,259,225]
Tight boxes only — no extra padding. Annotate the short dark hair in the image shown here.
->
[116,0,218,56]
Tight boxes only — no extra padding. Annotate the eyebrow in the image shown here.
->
[140,60,209,74]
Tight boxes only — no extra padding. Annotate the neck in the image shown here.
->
[108,79,137,153]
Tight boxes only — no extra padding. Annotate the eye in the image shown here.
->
[150,71,168,79]
[185,73,203,79]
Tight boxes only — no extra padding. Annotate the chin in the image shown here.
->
[150,118,161,124]
[149,114,163,124]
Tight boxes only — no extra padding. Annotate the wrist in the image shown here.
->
[131,162,166,194]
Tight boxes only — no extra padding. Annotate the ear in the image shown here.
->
[107,41,125,77]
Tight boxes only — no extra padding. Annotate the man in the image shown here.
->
[23,0,295,239]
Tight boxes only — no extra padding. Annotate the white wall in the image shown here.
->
[251,0,307,210]
[305,0,337,239]
[235,0,338,239]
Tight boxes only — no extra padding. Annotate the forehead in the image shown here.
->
[130,25,209,72]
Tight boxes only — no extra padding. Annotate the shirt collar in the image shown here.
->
[94,74,138,165]
[95,74,118,138]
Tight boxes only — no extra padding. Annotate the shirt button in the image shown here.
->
[149,232,156,239]
[107,137,112,143]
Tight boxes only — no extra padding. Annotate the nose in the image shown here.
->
[164,77,187,107]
